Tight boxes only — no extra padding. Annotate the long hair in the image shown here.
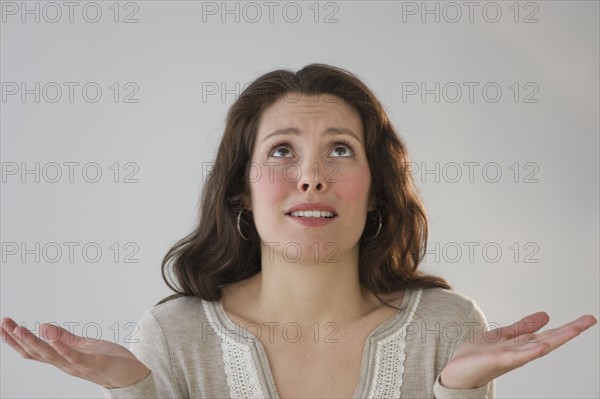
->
[157,64,449,307]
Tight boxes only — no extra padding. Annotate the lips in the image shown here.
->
[285,202,338,218]
[289,210,335,218]
[285,203,338,227]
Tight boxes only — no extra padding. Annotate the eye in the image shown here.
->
[268,142,294,158]
[329,140,356,157]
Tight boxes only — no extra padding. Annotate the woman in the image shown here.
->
[2,64,596,398]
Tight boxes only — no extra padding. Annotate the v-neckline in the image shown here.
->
[207,288,419,398]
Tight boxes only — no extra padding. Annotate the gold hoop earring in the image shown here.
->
[370,209,382,240]
[237,210,250,241]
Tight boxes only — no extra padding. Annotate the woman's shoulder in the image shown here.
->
[418,286,478,305]
[410,287,488,324]
[138,295,212,330]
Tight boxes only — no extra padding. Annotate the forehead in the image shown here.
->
[257,93,363,139]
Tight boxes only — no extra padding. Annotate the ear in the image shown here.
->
[368,195,376,212]
[241,191,252,212]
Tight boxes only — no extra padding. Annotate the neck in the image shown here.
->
[250,243,381,326]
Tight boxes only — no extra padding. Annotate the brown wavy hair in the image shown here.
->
[157,63,449,307]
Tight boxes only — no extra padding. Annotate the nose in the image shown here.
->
[297,161,328,193]
[300,181,323,192]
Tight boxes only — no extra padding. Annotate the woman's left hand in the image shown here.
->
[439,312,597,390]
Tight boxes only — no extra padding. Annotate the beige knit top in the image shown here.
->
[101,287,495,398]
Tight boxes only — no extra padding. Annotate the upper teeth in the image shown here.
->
[290,210,334,218]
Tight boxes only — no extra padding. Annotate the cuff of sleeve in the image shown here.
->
[433,375,490,399]
[100,371,156,399]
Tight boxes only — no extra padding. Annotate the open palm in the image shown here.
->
[1,317,150,389]
[439,312,597,390]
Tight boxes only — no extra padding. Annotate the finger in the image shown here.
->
[40,323,91,365]
[535,316,597,351]
[40,323,85,348]
[6,323,75,366]
[47,335,86,366]
[1,318,19,336]
[14,324,78,364]
[493,312,550,340]
[16,325,71,362]
[1,326,41,361]
[5,325,45,360]
[3,320,90,366]
[524,315,597,343]
[2,319,38,358]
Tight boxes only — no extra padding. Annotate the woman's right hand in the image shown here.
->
[1,317,151,389]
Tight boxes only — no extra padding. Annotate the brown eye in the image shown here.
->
[329,142,354,157]
[270,144,294,158]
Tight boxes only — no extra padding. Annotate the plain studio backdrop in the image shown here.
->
[1,1,598,398]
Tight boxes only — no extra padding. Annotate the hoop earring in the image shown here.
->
[237,210,250,241]
[370,209,382,240]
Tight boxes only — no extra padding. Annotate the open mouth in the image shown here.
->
[286,210,336,218]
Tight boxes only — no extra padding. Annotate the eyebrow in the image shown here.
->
[261,127,362,143]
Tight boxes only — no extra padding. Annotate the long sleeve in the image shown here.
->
[100,308,184,398]
[432,300,495,398]
[433,374,494,398]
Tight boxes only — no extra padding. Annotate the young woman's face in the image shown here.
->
[246,93,373,263]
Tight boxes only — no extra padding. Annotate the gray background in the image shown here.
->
[1,1,598,397]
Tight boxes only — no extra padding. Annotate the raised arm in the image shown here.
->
[439,312,597,391]
[1,317,151,389]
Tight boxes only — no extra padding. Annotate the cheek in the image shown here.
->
[248,165,291,211]
[335,166,371,205]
